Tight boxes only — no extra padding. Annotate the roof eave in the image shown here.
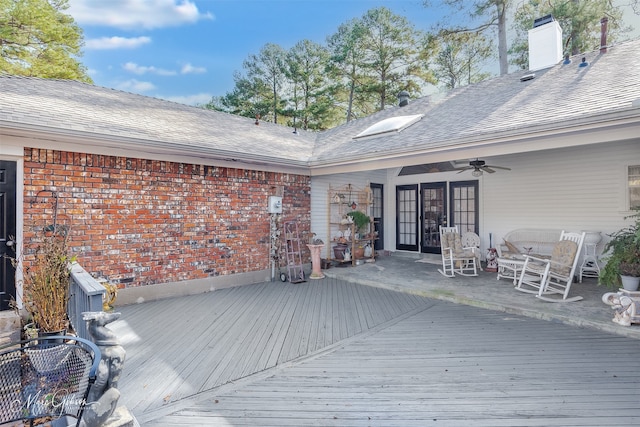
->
[0,123,311,175]
[308,107,640,176]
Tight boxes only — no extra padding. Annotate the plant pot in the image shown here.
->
[38,329,68,345]
[620,275,640,292]
[354,246,365,259]
[333,244,348,260]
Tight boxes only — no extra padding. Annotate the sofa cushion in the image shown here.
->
[550,240,578,276]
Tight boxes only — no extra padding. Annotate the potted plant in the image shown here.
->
[346,211,371,259]
[20,226,76,335]
[599,208,640,291]
[346,210,371,236]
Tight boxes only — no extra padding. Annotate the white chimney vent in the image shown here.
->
[528,16,563,71]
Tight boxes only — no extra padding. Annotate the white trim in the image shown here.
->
[627,163,640,211]
[15,158,24,309]
[1,134,311,176]
[310,111,640,175]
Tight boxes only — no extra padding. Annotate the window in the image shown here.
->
[629,165,640,209]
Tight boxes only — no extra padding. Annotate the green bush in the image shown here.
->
[599,208,640,287]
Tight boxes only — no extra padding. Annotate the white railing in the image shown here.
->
[68,263,105,340]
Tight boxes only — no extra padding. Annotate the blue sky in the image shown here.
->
[68,0,639,106]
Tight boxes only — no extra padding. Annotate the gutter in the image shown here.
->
[0,123,312,176]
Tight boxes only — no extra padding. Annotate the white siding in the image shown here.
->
[315,139,640,258]
[483,140,639,255]
[311,170,386,255]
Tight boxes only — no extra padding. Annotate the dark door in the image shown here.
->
[370,183,383,251]
[0,161,17,311]
[449,180,479,234]
[421,182,447,253]
[396,185,418,251]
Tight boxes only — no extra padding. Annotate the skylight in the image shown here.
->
[354,114,424,139]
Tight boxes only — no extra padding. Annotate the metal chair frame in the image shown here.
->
[0,336,100,427]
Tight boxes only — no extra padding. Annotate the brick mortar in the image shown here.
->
[23,148,311,290]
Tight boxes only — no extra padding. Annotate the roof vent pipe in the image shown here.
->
[600,17,608,53]
[398,91,410,107]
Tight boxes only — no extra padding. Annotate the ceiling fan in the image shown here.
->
[454,159,511,177]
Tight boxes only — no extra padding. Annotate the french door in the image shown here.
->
[396,185,418,251]
[450,181,479,235]
[396,180,479,254]
[421,182,447,253]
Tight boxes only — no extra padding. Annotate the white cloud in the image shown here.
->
[86,36,151,50]
[123,62,177,76]
[180,63,206,74]
[117,79,156,93]
[161,93,213,106]
[69,0,214,30]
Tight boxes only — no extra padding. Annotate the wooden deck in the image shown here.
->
[113,278,433,415]
[112,276,640,426]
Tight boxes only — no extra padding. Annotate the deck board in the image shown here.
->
[147,302,640,426]
[112,276,640,426]
[114,278,433,415]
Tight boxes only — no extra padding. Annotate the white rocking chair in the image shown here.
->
[461,231,482,271]
[516,231,585,302]
[438,226,479,278]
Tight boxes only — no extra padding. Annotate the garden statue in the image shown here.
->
[485,248,498,272]
[602,291,640,326]
[80,311,133,427]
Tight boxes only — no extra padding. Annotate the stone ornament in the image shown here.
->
[80,311,133,427]
[602,291,640,327]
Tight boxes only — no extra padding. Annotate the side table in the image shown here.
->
[497,257,526,285]
[579,242,600,282]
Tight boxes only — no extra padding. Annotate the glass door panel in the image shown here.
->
[396,185,418,251]
[450,181,478,234]
[421,182,447,254]
[371,183,384,251]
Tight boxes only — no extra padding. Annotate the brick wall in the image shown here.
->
[23,149,311,289]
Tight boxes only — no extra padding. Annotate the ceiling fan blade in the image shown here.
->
[453,166,472,172]
[485,165,511,171]
[482,167,496,173]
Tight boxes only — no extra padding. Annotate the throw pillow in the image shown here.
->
[503,239,521,255]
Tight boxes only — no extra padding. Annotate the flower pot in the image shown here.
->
[333,244,348,260]
[620,275,640,292]
[38,329,68,345]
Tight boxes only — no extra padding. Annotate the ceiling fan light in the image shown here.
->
[472,169,483,177]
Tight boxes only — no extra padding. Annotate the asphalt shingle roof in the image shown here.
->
[1,39,639,170]
[0,75,316,166]
[311,38,640,165]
